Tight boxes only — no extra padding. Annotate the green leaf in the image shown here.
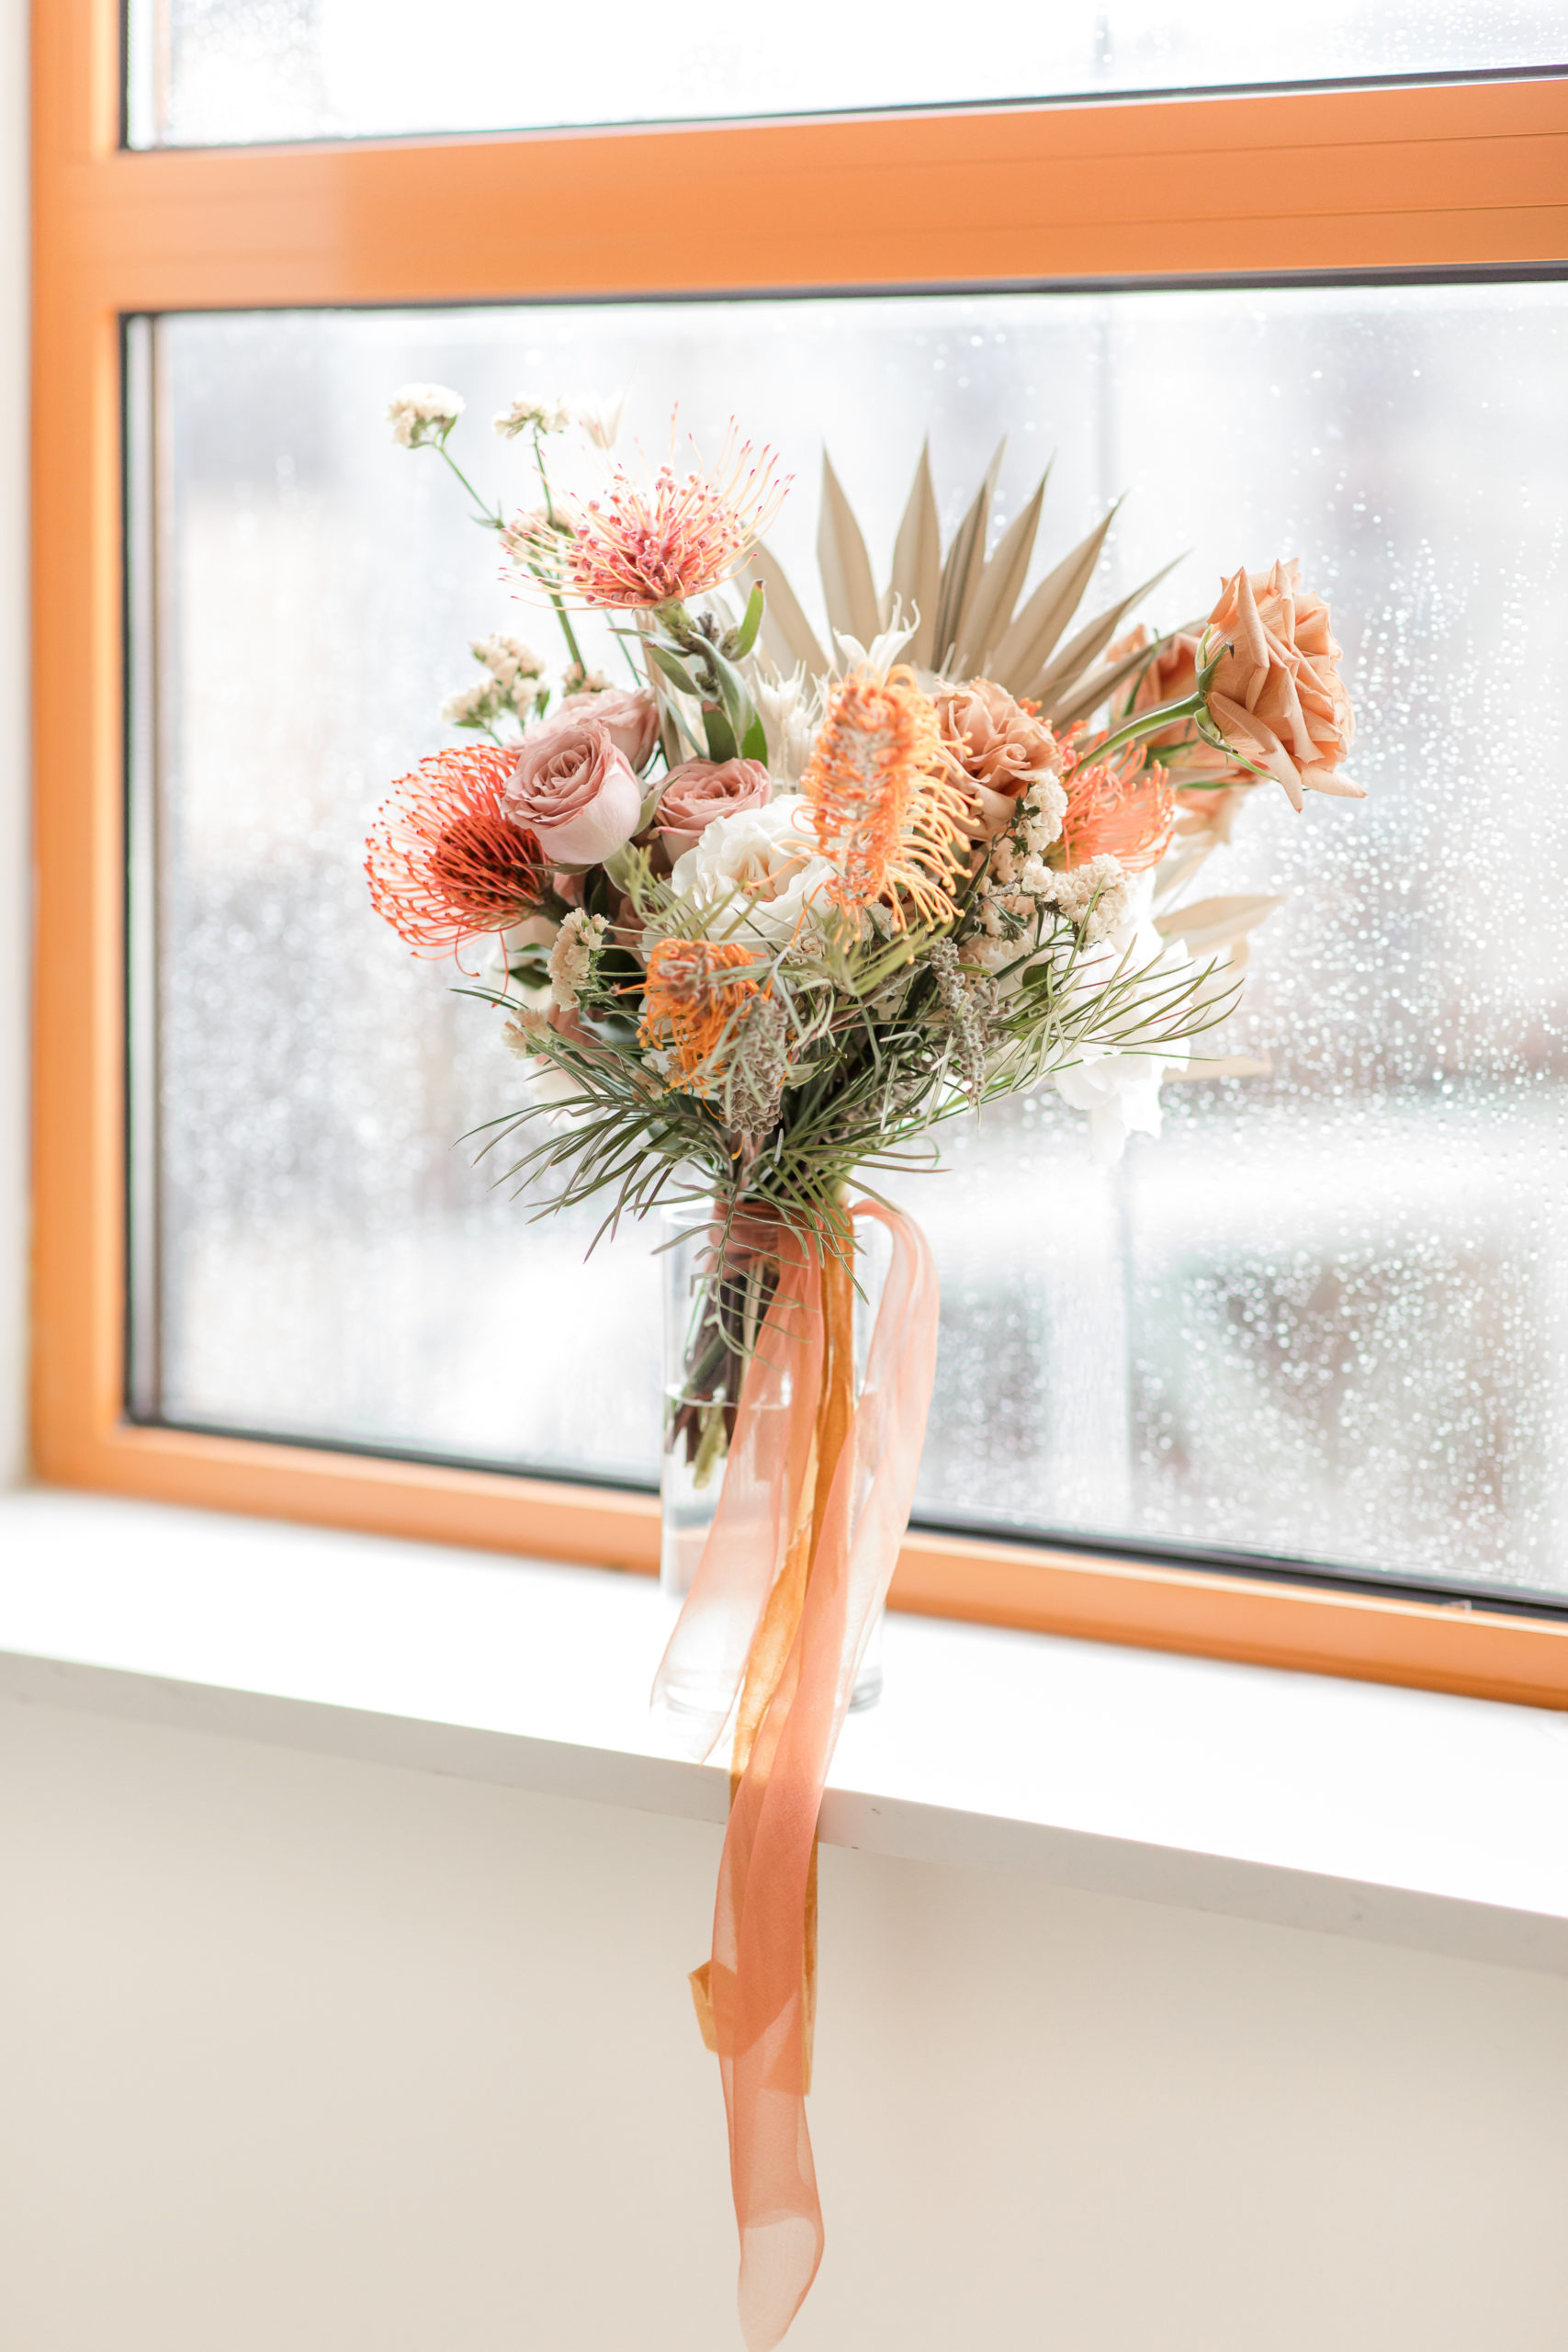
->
[740,710,769,763]
[700,638,756,745]
[702,702,739,762]
[729,582,765,660]
[646,642,703,698]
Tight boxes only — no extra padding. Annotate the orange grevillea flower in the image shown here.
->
[366,744,546,956]
[1057,738,1175,874]
[638,938,762,1090]
[512,430,788,611]
[800,665,971,930]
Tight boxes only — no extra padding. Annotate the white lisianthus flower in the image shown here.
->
[386,382,464,448]
[1050,871,1193,1165]
[493,394,570,439]
[669,794,840,948]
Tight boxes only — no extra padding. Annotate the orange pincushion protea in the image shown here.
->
[366,744,546,956]
[512,431,788,611]
[1057,740,1175,874]
[801,665,971,930]
[639,938,762,1091]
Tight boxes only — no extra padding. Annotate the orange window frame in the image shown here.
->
[30,0,1568,1707]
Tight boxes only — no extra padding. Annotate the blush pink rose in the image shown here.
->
[656,757,773,857]
[554,685,660,773]
[504,718,642,865]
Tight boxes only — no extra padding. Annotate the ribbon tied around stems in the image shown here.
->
[652,1197,941,2350]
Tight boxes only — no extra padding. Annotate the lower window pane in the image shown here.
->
[128,280,1568,1600]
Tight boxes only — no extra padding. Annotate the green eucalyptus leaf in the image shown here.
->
[740,711,769,763]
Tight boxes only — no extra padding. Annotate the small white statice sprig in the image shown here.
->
[1037,854,1132,944]
[386,378,513,540]
[494,394,570,440]
[547,910,610,1011]
[386,382,465,450]
[473,633,546,693]
[442,635,549,738]
[440,677,509,735]
[501,1003,553,1057]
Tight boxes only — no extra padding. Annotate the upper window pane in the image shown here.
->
[128,277,1568,1603]
[125,0,1568,147]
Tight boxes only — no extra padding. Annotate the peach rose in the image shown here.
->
[1202,560,1359,810]
[503,717,642,865]
[554,684,660,773]
[656,757,773,857]
[934,676,1060,838]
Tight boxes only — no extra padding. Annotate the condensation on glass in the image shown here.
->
[126,280,1568,1600]
[123,0,1568,147]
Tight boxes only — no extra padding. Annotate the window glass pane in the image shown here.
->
[125,0,1568,148]
[130,279,1568,1599]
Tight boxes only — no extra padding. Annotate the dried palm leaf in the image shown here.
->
[885,439,942,662]
[1167,1051,1272,1082]
[1154,893,1285,955]
[1150,834,1219,906]
[1044,632,1169,731]
[817,451,882,650]
[930,438,1004,673]
[987,502,1121,695]
[953,469,1047,676]
[1032,557,1183,707]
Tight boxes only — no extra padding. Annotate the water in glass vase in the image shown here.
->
[660,1197,888,1714]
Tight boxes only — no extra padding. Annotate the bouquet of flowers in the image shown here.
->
[369,382,1360,2348]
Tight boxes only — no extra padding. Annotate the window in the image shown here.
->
[35,0,1568,1705]
[125,0,1568,144]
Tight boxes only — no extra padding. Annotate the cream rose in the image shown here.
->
[554,684,660,773]
[1203,560,1359,809]
[504,716,642,865]
[669,794,839,947]
[657,757,773,858]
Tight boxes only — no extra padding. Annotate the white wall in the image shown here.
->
[0,0,26,1487]
[2,1693,1566,2352]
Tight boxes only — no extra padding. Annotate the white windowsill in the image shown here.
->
[2,1485,1566,1974]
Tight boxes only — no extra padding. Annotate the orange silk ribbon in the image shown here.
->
[653,1200,941,2350]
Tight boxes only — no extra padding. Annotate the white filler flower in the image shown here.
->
[386,382,465,448]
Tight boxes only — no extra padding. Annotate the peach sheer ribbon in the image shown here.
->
[653,1200,940,2350]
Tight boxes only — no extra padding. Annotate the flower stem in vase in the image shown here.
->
[659,1193,889,1713]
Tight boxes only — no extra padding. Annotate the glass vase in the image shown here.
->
[660,1196,889,1715]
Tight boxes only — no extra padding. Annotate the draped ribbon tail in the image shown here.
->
[657,1201,941,2351]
